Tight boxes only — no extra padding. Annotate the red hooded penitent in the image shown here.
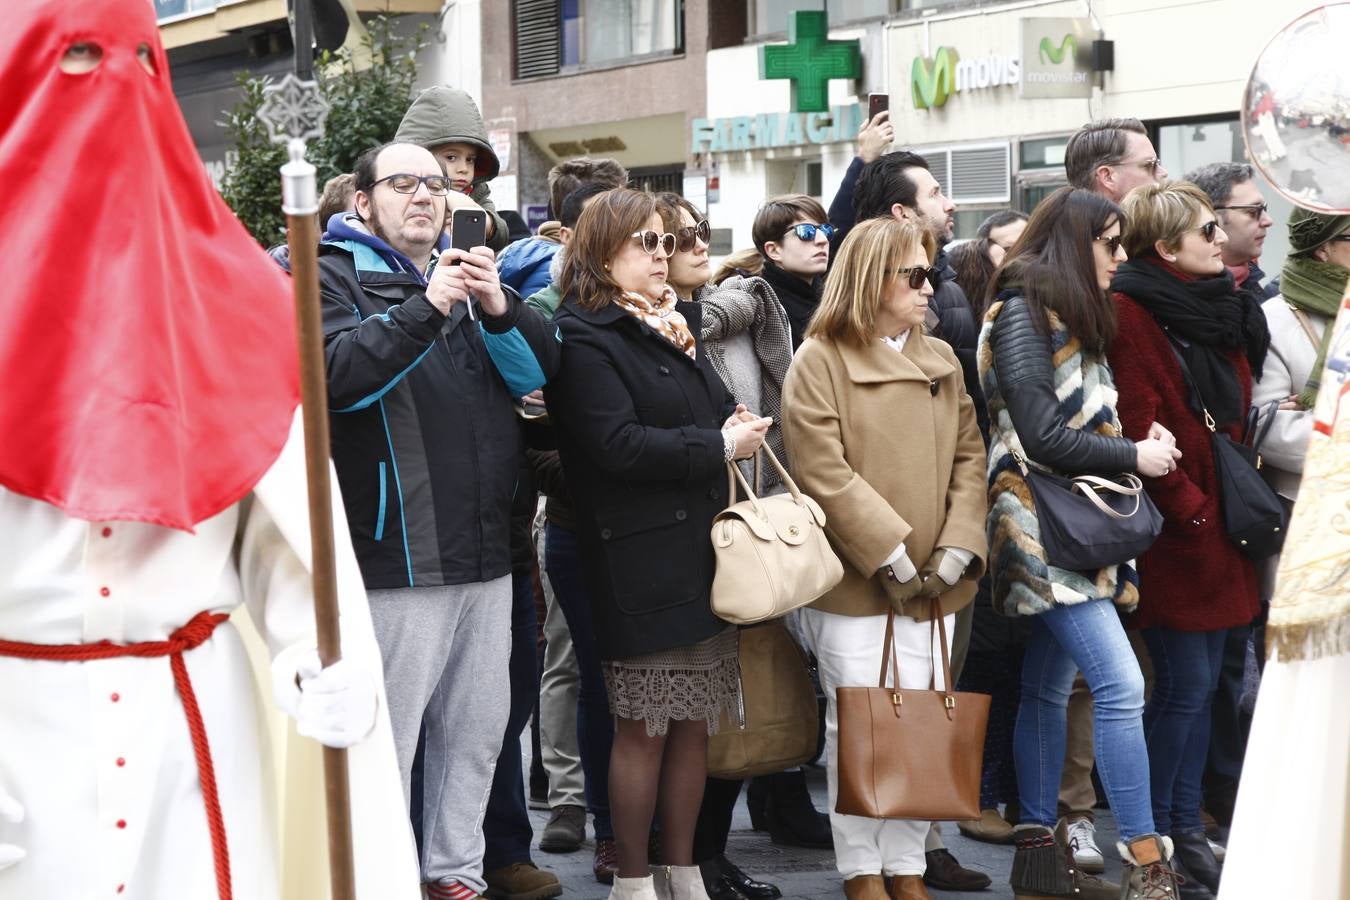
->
[0,0,301,530]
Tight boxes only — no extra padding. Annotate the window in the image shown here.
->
[918,142,1011,205]
[751,0,893,36]
[1156,117,1294,281]
[516,0,684,78]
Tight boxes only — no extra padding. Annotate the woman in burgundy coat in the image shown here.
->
[1106,181,1271,899]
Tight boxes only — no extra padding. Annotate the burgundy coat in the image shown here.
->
[1107,293,1260,633]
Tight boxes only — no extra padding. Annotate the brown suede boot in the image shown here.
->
[843,874,889,900]
[1009,825,1118,900]
[1118,835,1182,900]
[886,874,931,899]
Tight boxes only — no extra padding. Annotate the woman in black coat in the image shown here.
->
[545,188,771,900]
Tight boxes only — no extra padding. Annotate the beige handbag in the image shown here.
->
[707,620,820,779]
[710,445,843,624]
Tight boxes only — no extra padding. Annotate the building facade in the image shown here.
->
[702,0,1314,273]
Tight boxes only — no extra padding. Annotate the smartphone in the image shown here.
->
[867,93,889,120]
[449,207,488,264]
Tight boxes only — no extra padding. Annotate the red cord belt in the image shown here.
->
[0,610,233,900]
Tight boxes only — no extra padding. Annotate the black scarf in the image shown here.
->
[1111,257,1271,428]
[761,259,822,349]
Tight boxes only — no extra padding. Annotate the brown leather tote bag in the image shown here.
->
[707,620,819,779]
[834,601,990,820]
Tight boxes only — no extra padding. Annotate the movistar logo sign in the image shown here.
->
[1038,34,1076,65]
[912,47,958,110]
[912,46,1021,110]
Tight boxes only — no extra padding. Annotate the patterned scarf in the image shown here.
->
[977,299,1139,618]
[612,286,696,360]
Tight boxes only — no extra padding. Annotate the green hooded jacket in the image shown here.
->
[396,85,509,251]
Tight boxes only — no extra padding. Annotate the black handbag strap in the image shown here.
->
[1164,332,1218,433]
[1250,398,1283,453]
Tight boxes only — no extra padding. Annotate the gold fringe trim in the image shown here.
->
[1266,613,1350,663]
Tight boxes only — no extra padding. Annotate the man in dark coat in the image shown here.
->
[319,140,561,900]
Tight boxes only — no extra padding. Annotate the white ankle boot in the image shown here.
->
[650,865,711,900]
[609,873,660,900]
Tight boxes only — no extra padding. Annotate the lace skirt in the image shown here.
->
[603,626,741,737]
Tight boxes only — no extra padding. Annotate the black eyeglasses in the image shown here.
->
[1327,234,1350,243]
[786,222,836,242]
[1188,220,1220,243]
[894,265,940,290]
[676,220,711,252]
[1095,234,1124,256]
[1214,203,1269,219]
[631,230,677,256]
[371,173,453,196]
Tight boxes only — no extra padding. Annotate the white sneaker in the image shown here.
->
[1208,837,1226,862]
[1064,818,1105,874]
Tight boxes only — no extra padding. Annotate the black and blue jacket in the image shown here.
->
[319,214,561,589]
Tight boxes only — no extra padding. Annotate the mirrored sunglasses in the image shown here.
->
[631,230,676,256]
[787,222,836,242]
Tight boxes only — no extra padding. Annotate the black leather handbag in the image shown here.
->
[1167,341,1287,559]
[1016,452,1164,570]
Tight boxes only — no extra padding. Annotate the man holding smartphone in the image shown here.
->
[318,141,561,900]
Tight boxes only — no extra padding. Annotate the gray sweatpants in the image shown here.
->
[368,576,512,892]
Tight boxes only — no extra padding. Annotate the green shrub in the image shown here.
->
[221,15,430,245]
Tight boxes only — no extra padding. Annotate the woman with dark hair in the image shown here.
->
[1108,182,1271,900]
[545,188,771,900]
[978,186,1184,900]
[948,237,1003,319]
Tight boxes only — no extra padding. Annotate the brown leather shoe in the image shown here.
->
[843,874,889,900]
[593,838,618,885]
[958,808,1016,844]
[887,875,931,899]
[922,849,992,891]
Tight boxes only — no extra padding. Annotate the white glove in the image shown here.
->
[272,647,378,749]
[0,788,25,873]
[935,547,974,586]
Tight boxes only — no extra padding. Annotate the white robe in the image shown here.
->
[0,412,420,900]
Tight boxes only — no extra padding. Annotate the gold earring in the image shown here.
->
[603,262,610,271]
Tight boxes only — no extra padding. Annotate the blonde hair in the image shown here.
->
[1120,180,1214,259]
[712,248,763,285]
[807,218,934,345]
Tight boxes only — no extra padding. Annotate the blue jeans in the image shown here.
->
[1142,626,1227,836]
[543,522,615,840]
[1014,599,1154,840]
[482,569,543,869]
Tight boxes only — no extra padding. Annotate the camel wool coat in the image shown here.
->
[782,330,988,620]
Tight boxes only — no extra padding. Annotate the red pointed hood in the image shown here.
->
[0,0,300,530]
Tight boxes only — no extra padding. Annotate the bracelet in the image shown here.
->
[722,430,737,463]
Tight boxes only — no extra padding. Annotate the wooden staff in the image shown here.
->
[281,140,356,900]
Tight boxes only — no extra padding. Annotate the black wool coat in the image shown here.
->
[545,295,737,660]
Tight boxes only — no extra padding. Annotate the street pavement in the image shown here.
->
[520,761,1127,899]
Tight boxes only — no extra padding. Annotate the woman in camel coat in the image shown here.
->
[782,217,986,900]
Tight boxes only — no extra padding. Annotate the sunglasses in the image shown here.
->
[1115,157,1163,176]
[630,230,676,256]
[1188,220,1220,243]
[894,265,941,290]
[1094,234,1124,256]
[1214,202,1269,219]
[785,222,836,242]
[372,172,453,196]
[676,219,711,252]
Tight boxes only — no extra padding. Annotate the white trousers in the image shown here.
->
[800,607,956,879]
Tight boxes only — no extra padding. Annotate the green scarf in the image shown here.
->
[1279,256,1348,406]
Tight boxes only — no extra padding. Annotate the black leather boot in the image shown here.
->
[1171,832,1221,897]
[698,859,749,900]
[760,770,832,849]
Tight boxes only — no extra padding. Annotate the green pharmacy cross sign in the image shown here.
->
[759,11,861,114]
